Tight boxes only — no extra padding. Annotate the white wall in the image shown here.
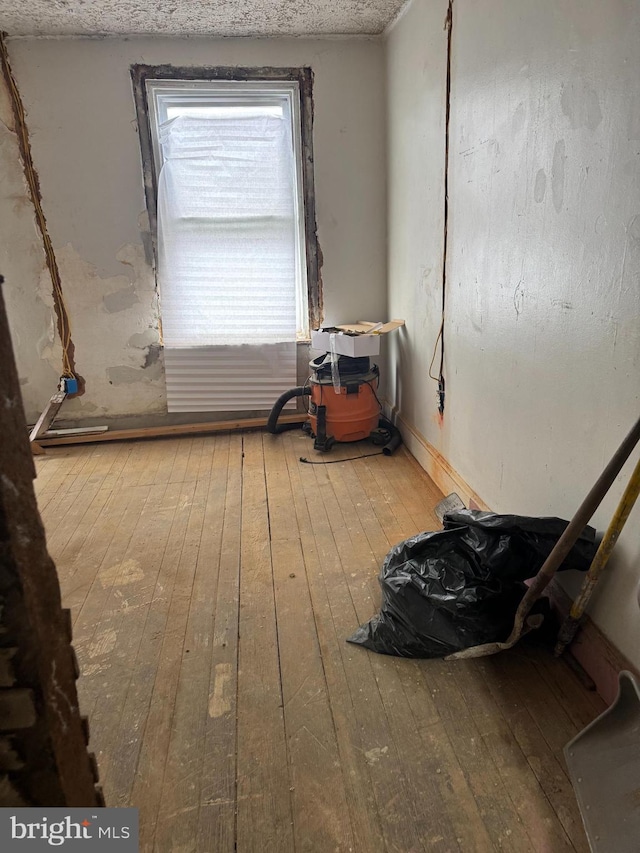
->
[2,36,386,422]
[386,0,640,667]
[385,0,448,437]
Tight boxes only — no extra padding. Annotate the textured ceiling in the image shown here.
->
[0,0,409,37]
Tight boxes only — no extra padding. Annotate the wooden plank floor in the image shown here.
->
[34,432,605,853]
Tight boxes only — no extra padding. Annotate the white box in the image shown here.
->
[310,320,404,358]
[311,330,381,357]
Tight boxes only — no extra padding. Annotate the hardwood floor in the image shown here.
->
[34,432,604,852]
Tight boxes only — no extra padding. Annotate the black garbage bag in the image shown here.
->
[347,510,597,658]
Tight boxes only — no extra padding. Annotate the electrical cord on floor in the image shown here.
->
[299,451,383,464]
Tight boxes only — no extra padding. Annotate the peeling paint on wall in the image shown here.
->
[128,328,159,348]
[103,284,140,313]
[0,71,61,421]
[143,343,161,367]
[1,34,82,391]
[1,44,169,425]
[107,360,163,385]
[49,243,166,419]
[8,235,166,421]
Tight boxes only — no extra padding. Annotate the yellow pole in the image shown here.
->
[554,453,640,656]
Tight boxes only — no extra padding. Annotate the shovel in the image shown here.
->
[446,413,640,661]
[564,670,640,852]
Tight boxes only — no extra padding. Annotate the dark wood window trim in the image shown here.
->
[131,63,323,333]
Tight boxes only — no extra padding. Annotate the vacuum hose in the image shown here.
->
[382,428,402,456]
[378,417,403,456]
[267,386,310,434]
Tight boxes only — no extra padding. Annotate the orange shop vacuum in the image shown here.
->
[267,353,402,455]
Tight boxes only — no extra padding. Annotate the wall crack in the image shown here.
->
[436,0,454,415]
[0,32,83,394]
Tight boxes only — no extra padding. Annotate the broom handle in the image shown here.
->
[505,414,640,644]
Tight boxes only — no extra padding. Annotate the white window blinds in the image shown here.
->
[146,81,308,412]
[157,109,299,347]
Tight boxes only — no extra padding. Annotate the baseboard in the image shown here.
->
[546,580,640,705]
[38,413,307,447]
[391,410,490,510]
[389,409,637,707]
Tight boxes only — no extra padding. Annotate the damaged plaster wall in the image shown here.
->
[0,68,62,419]
[3,35,386,423]
[0,55,166,423]
[386,0,640,667]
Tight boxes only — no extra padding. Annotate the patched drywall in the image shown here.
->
[46,243,165,420]
[3,36,386,422]
[386,0,640,666]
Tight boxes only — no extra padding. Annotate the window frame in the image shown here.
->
[131,64,322,338]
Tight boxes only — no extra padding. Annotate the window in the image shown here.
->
[132,67,321,413]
